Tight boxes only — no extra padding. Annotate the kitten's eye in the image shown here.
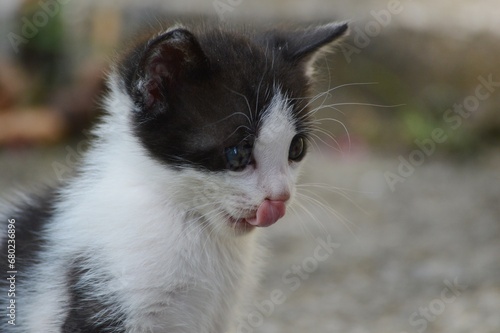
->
[225,141,253,171]
[289,135,306,162]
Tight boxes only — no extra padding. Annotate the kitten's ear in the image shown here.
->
[132,28,209,112]
[262,22,348,72]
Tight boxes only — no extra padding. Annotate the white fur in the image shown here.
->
[9,75,304,333]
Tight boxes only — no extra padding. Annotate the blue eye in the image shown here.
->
[225,141,253,171]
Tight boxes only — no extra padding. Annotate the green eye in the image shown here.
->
[289,135,306,162]
[225,141,253,171]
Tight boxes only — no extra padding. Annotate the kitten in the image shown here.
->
[0,21,347,333]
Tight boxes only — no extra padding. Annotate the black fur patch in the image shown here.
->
[0,191,58,332]
[1,191,56,314]
[62,258,126,333]
[1,191,55,269]
[118,23,347,172]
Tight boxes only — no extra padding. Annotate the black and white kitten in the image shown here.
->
[0,22,347,333]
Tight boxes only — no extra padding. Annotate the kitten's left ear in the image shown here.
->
[261,22,348,71]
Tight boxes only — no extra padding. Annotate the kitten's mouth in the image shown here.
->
[228,200,287,229]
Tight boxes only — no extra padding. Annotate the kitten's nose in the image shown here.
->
[267,191,290,203]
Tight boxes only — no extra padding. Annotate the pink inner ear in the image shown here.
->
[142,56,171,108]
[143,78,162,108]
[246,200,286,227]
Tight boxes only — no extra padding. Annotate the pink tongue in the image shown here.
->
[246,200,286,227]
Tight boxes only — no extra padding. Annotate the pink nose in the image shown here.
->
[268,191,291,203]
[245,199,287,228]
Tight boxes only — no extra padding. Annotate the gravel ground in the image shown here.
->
[260,151,500,333]
[1,147,499,333]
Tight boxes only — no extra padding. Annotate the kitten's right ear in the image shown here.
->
[258,22,348,76]
[130,28,209,113]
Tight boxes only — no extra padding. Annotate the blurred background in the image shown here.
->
[0,1,499,332]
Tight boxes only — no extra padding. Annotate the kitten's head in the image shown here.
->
[113,22,347,236]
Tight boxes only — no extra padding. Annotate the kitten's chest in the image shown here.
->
[107,221,259,333]
[57,179,261,332]
[121,256,251,333]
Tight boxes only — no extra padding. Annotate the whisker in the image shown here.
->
[289,200,330,238]
[323,102,405,108]
[295,191,360,241]
[298,183,370,216]
[291,81,381,115]
[224,87,254,128]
